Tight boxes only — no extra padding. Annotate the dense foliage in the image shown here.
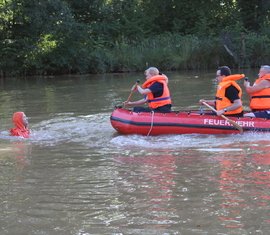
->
[0,0,269,76]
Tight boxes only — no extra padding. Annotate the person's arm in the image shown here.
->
[123,98,147,107]
[216,99,242,116]
[138,82,163,97]
[199,99,216,106]
[244,79,270,95]
[137,85,151,95]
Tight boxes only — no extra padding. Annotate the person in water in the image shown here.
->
[124,67,172,113]
[199,66,245,117]
[243,65,270,118]
[10,112,30,138]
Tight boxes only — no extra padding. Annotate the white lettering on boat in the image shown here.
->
[203,119,255,127]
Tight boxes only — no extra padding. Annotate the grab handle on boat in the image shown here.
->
[202,102,243,134]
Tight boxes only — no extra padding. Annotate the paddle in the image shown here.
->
[202,102,243,134]
[124,80,140,107]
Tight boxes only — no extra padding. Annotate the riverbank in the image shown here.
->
[1,32,269,77]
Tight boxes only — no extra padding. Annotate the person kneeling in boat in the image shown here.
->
[199,66,244,117]
[124,67,172,113]
[10,112,30,138]
[243,65,270,119]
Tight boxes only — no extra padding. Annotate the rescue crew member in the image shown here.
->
[124,67,172,113]
[244,65,270,118]
[10,111,30,138]
[199,66,245,117]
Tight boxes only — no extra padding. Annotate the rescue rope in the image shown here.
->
[147,110,155,136]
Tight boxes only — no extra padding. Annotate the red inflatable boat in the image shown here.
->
[110,107,270,135]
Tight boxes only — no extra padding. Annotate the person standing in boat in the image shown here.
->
[243,65,270,118]
[124,67,172,113]
[199,66,245,117]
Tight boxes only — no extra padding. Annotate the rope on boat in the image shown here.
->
[147,111,155,136]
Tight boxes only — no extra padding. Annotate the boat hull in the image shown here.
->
[110,108,270,135]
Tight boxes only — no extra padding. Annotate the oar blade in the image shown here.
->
[227,119,243,134]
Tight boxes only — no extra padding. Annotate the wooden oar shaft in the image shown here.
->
[202,102,243,134]
[124,80,140,107]
[126,91,134,103]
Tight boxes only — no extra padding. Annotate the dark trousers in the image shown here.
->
[133,104,172,113]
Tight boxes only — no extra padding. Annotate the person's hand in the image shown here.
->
[216,109,225,116]
[131,84,138,91]
[123,101,132,107]
[199,99,207,104]
[244,80,250,87]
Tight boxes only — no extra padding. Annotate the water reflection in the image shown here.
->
[212,142,270,231]
[114,151,178,233]
[0,141,31,172]
[218,154,246,229]
[0,141,32,234]
[0,73,270,234]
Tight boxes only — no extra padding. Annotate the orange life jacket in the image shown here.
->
[215,74,244,115]
[10,112,30,138]
[142,75,171,109]
[250,74,270,110]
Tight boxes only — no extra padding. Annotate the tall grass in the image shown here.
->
[2,32,270,76]
[90,32,270,74]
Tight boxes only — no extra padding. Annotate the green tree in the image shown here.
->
[140,0,239,36]
[0,0,94,75]
[238,0,270,31]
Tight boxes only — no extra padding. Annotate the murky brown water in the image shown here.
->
[0,70,269,235]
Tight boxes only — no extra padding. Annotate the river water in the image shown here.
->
[0,71,269,235]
